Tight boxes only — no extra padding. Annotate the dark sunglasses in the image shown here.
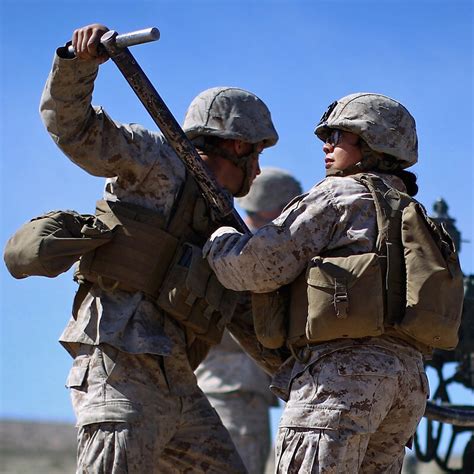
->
[325,129,343,147]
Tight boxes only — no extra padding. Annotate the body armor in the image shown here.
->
[77,174,238,345]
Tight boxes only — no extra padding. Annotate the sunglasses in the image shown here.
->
[325,129,343,147]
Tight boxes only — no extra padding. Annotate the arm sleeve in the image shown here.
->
[204,185,340,292]
[39,52,162,181]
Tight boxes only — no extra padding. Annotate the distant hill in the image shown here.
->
[0,419,455,473]
[0,419,76,474]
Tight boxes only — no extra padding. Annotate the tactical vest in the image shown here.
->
[281,174,463,352]
[77,174,238,345]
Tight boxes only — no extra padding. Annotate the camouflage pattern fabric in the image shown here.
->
[204,173,429,471]
[40,52,279,472]
[41,53,283,376]
[204,173,403,293]
[196,331,275,473]
[71,344,246,473]
[274,338,428,473]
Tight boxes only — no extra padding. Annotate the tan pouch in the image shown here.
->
[78,200,178,296]
[252,288,289,349]
[304,253,385,342]
[397,202,464,349]
[157,243,238,344]
[4,210,112,279]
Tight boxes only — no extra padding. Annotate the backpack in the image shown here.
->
[353,174,464,349]
[286,173,464,351]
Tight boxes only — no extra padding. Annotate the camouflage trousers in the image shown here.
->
[275,341,428,473]
[207,392,272,474]
[67,344,246,474]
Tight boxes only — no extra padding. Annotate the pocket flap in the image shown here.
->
[65,357,90,388]
[307,253,380,289]
[280,406,342,429]
[337,348,400,378]
[185,244,212,298]
[205,274,225,311]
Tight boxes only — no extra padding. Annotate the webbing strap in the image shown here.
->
[334,277,349,318]
[167,172,200,238]
[355,174,392,254]
[353,173,408,325]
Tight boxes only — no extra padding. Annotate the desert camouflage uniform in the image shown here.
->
[204,174,429,473]
[40,51,255,473]
[195,331,277,473]
[196,167,300,473]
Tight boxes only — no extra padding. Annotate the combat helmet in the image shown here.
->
[183,87,278,147]
[237,167,302,213]
[315,93,418,168]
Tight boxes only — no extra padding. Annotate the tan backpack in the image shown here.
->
[364,174,464,348]
[281,174,465,352]
[293,174,464,350]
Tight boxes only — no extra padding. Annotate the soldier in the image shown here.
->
[237,167,303,232]
[39,23,279,473]
[204,93,430,472]
[195,167,302,473]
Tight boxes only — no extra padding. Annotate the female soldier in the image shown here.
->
[204,93,429,473]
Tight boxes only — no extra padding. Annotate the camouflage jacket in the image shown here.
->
[39,51,285,378]
[204,173,413,394]
[204,173,406,292]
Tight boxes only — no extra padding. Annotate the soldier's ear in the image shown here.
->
[233,139,251,156]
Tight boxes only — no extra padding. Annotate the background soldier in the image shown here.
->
[195,167,302,473]
[237,167,303,232]
[204,93,432,472]
[39,23,278,473]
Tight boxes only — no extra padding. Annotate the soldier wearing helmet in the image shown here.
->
[237,167,303,231]
[205,93,429,472]
[39,23,277,472]
[196,167,302,474]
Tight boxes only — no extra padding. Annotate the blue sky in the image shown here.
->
[1,0,473,457]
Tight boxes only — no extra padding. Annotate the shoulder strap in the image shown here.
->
[167,171,201,238]
[352,173,403,253]
[352,173,409,325]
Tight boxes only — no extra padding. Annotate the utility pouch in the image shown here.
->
[396,202,464,349]
[157,243,238,344]
[252,287,289,349]
[78,200,179,295]
[302,252,385,343]
[4,210,113,279]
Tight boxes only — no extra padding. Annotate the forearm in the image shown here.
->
[40,52,99,161]
[204,186,340,293]
[39,51,147,178]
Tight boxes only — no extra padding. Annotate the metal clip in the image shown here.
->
[97,275,120,292]
[334,278,349,319]
[289,343,311,364]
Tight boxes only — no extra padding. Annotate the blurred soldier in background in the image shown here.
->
[195,167,302,473]
[238,167,303,232]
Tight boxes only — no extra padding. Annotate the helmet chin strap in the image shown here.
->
[194,140,259,197]
[233,148,260,197]
[325,155,379,177]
